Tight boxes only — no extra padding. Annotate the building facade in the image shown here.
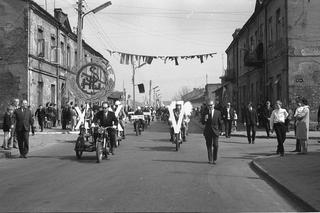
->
[181,88,205,108]
[0,0,108,119]
[224,0,320,121]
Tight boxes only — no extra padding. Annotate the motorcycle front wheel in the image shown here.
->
[96,141,103,163]
[75,136,84,159]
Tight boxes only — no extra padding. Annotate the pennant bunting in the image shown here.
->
[106,49,216,66]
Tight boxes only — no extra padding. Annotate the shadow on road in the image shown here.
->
[152,159,208,165]
[221,152,277,160]
[28,155,109,164]
[138,146,176,152]
[151,138,171,143]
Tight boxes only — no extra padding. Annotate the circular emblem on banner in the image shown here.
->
[66,57,115,102]
[76,63,108,95]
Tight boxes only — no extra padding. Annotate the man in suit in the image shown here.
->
[93,102,118,155]
[222,102,234,138]
[244,102,259,144]
[14,100,33,158]
[202,100,223,164]
[262,101,273,138]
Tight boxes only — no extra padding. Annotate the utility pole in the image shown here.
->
[77,0,83,67]
[149,80,152,106]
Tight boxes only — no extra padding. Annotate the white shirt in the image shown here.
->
[270,108,288,129]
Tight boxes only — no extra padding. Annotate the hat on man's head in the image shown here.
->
[115,100,121,105]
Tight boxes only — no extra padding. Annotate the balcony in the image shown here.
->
[220,69,236,82]
[244,42,264,67]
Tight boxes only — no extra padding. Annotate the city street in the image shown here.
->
[0,120,305,212]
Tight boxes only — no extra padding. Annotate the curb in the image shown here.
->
[250,159,318,212]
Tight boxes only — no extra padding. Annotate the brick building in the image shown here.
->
[181,88,205,108]
[224,0,320,121]
[0,0,108,120]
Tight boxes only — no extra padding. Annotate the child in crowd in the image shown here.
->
[2,105,15,150]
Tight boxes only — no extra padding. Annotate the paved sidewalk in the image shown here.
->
[0,127,79,159]
[252,151,320,212]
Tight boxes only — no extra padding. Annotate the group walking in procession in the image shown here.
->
[1,94,318,164]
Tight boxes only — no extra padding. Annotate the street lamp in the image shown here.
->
[132,62,147,109]
[77,1,112,66]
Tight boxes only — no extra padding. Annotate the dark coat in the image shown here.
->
[35,108,46,120]
[262,106,273,121]
[2,112,13,131]
[203,108,223,137]
[244,108,258,126]
[93,110,118,127]
[222,107,235,121]
[14,107,33,132]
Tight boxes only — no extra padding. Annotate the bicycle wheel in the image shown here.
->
[75,136,84,159]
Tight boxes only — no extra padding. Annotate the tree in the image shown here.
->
[171,86,191,101]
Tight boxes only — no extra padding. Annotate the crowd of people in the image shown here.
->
[2,97,319,164]
[198,97,317,164]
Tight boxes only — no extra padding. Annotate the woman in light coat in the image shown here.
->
[294,98,310,154]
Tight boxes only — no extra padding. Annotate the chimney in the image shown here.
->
[232,28,241,39]
[54,8,68,25]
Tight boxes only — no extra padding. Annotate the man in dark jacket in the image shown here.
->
[262,101,273,138]
[93,102,118,155]
[244,102,259,144]
[202,100,223,164]
[35,105,46,132]
[222,102,234,138]
[14,100,33,158]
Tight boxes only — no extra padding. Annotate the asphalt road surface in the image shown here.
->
[0,120,303,212]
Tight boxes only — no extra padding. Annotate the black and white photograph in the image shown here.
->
[0,0,320,212]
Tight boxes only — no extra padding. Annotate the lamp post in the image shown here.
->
[132,62,147,109]
[77,1,112,66]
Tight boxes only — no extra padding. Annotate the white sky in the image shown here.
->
[36,0,255,102]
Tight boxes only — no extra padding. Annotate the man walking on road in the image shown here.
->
[262,101,273,138]
[14,100,33,158]
[222,102,234,138]
[244,102,259,144]
[202,100,223,164]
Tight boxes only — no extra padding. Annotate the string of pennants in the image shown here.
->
[106,49,216,66]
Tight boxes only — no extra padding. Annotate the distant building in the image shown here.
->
[204,84,221,104]
[224,0,320,121]
[0,0,108,118]
[181,88,205,108]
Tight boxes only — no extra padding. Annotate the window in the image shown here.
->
[67,46,71,67]
[37,28,44,57]
[255,30,258,44]
[51,84,56,104]
[37,82,43,106]
[259,24,264,42]
[276,75,281,100]
[276,9,281,41]
[74,51,78,65]
[250,36,254,51]
[268,17,273,45]
[60,41,65,66]
[50,36,57,63]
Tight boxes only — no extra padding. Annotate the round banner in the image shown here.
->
[66,57,115,102]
